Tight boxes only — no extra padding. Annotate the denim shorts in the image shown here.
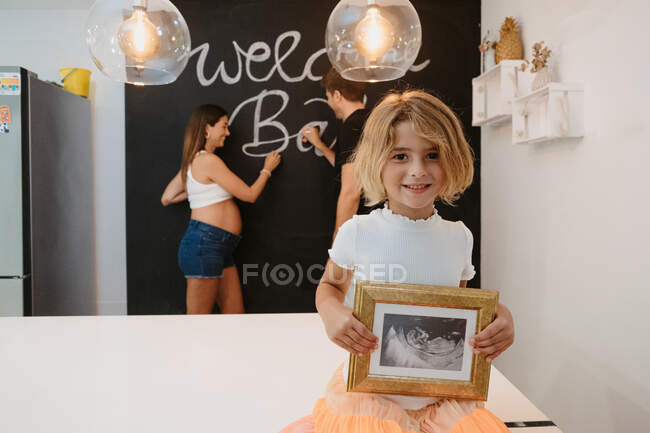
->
[178,220,241,278]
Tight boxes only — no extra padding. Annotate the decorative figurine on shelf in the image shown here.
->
[520,41,552,91]
[495,17,523,64]
[478,30,497,73]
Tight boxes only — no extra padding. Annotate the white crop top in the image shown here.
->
[186,152,233,209]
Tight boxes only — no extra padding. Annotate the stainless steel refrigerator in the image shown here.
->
[0,66,96,316]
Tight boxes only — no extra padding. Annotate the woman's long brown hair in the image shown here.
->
[180,104,228,185]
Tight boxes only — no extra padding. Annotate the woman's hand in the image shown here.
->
[469,303,514,362]
[161,170,187,206]
[263,151,281,172]
[320,299,378,356]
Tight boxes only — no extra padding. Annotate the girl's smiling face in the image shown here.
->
[381,121,446,220]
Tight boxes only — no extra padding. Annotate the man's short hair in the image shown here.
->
[320,68,367,103]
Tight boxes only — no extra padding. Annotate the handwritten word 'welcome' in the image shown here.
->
[189,30,431,86]
[189,30,431,157]
[189,31,325,86]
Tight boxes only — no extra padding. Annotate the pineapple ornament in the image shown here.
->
[495,17,523,63]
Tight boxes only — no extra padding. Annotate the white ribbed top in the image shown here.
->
[186,151,233,209]
[328,204,476,410]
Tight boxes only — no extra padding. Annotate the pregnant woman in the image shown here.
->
[162,104,281,314]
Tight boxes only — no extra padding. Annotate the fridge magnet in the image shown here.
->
[347,280,498,400]
[0,106,11,123]
[0,73,21,95]
[0,106,9,133]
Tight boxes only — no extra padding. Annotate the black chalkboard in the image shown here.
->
[126,0,481,314]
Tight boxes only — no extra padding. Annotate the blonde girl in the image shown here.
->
[162,104,281,314]
[281,91,514,433]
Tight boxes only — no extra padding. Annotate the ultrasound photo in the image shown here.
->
[379,313,467,371]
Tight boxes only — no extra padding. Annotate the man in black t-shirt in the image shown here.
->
[301,68,373,238]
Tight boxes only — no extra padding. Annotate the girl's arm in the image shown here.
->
[316,259,378,356]
[469,303,514,361]
[462,279,514,361]
[200,152,281,203]
[161,170,187,206]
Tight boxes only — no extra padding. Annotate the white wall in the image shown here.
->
[0,7,127,315]
[481,0,650,432]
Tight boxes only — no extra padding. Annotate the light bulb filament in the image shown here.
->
[134,11,146,53]
[118,7,161,62]
[354,6,394,62]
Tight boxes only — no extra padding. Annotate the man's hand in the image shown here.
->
[301,126,323,149]
[302,126,335,166]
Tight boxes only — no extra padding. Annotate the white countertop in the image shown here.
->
[0,314,556,432]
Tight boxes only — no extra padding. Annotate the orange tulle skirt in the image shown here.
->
[279,365,510,433]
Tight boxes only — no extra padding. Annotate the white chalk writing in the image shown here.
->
[189,30,430,157]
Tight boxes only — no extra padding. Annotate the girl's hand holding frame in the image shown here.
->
[316,259,379,356]
[321,299,378,356]
[469,303,514,361]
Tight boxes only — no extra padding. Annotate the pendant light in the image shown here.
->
[325,0,422,82]
[86,0,191,85]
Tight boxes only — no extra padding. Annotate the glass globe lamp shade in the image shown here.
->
[326,0,422,82]
[86,0,191,85]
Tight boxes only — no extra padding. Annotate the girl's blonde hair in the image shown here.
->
[180,104,228,185]
[352,90,474,206]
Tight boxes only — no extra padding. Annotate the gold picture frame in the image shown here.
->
[347,280,498,401]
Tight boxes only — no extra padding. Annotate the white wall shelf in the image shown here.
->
[472,60,525,126]
[511,83,584,145]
